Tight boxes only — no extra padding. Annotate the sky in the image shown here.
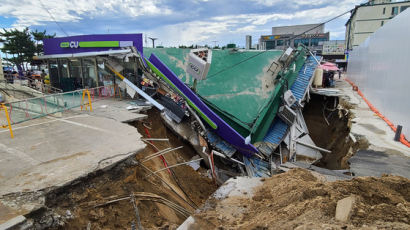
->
[0,0,365,48]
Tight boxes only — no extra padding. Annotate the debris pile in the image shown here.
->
[191,168,410,229]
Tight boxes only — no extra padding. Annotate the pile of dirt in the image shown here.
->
[32,109,218,229]
[192,168,410,229]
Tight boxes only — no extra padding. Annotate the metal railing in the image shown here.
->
[0,85,121,125]
[0,79,40,99]
[1,74,63,96]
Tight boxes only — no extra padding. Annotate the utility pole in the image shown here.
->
[212,40,218,48]
[148,37,158,48]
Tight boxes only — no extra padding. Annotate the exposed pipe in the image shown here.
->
[295,140,331,153]
[106,64,165,111]
[147,158,203,176]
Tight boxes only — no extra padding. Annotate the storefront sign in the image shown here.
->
[322,41,346,55]
[59,41,133,48]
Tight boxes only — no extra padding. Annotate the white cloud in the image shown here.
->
[0,0,361,46]
[147,1,359,46]
[251,0,361,7]
[0,0,171,28]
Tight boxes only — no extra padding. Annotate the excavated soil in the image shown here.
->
[39,109,218,229]
[192,168,410,230]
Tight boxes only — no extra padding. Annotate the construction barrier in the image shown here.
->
[0,103,13,138]
[345,79,410,148]
[81,89,93,111]
[1,84,123,127]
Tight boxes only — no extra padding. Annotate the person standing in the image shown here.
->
[40,70,46,83]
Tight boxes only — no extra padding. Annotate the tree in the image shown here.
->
[0,28,36,71]
[31,29,55,56]
[0,28,55,71]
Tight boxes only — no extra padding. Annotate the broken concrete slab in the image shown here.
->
[0,215,26,230]
[336,80,410,157]
[335,80,410,178]
[280,162,351,182]
[335,195,357,222]
[73,99,148,123]
[0,113,145,195]
[178,176,263,229]
[349,150,410,178]
[0,101,146,226]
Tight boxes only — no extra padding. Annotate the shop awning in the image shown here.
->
[34,49,132,60]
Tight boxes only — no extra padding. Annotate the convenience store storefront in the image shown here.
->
[36,34,143,91]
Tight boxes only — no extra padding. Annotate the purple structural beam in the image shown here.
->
[148,54,258,157]
[43,34,143,56]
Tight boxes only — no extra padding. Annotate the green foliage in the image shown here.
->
[31,29,56,55]
[0,27,55,70]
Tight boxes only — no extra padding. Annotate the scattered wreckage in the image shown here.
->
[106,44,327,181]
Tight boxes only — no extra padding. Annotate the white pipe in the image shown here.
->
[148,158,203,176]
[295,140,331,153]
[34,49,132,59]
[122,78,164,111]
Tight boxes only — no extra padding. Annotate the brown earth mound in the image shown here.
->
[192,169,410,230]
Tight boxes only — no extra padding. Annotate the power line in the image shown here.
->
[205,8,352,81]
[287,9,353,41]
[38,0,69,37]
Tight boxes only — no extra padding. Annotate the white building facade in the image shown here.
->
[345,0,410,50]
[245,35,252,50]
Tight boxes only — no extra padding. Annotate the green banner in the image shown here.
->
[79,41,119,47]
[60,41,120,48]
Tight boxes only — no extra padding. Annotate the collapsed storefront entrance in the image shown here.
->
[36,33,144,92]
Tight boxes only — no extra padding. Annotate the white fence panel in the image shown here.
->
[347,9,410,138]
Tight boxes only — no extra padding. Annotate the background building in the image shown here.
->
[272,23,324,35]
[245,35,252,50]
[345,0,410,50]
[259,24,329,52]
[322,40,347,68]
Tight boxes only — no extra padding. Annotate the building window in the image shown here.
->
[383,7,386,14]
[381,21,384,26]
[265,41,275,50]
[294,38,309,47]
[82,58,98,88]
[276,40,284,46]
[49,59,59,88]
[310,38,328,47]
[69,59,83,89]
[392,6,399,16]
[401,5,410,12]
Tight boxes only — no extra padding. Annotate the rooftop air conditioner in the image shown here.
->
[278,47,293,64]
[283,90,296,107]
[278,105,296,126]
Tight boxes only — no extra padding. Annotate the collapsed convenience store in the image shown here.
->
[35,33,329,179]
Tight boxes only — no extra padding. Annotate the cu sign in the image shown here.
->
[69,41,79,48]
